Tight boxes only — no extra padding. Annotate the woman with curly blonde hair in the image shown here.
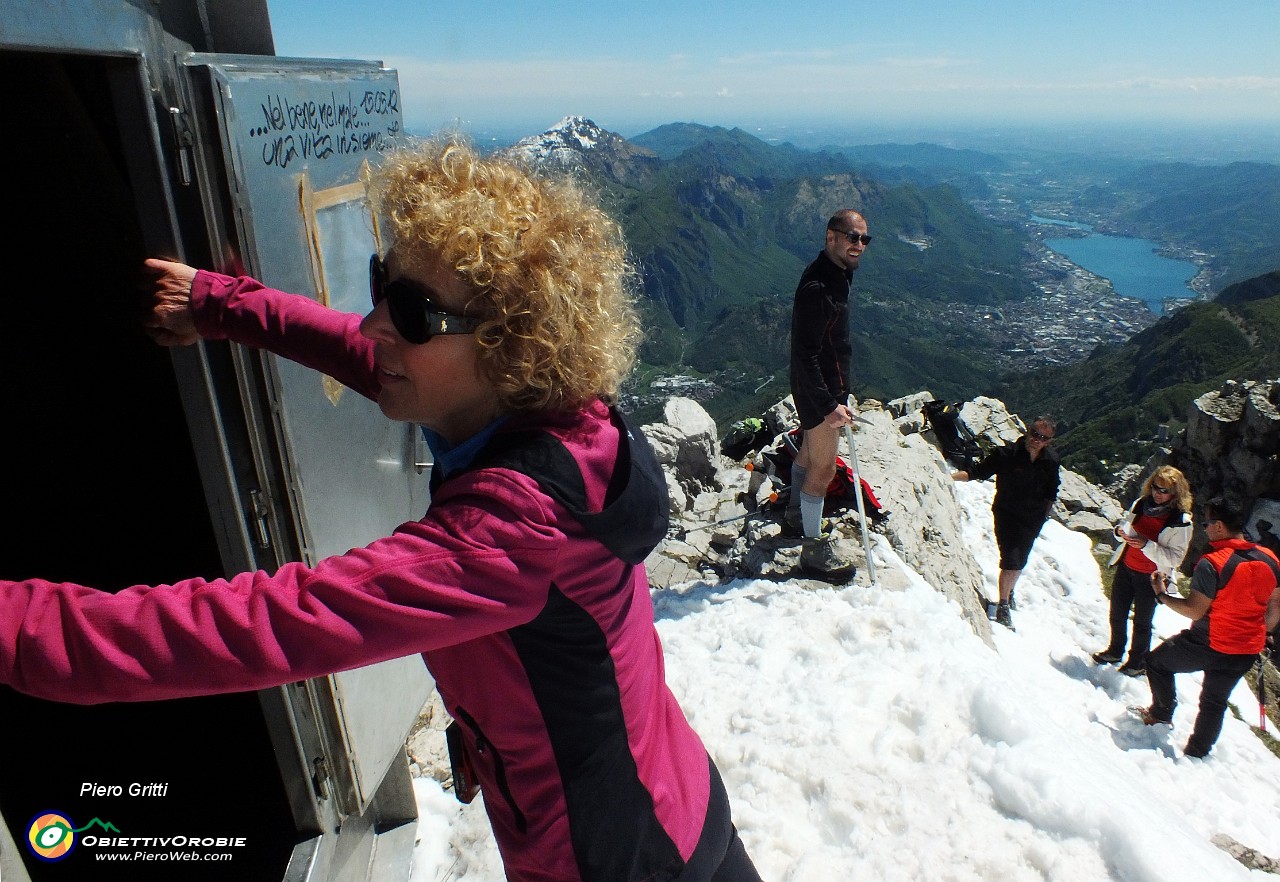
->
[368,136,640,416]
[1092,465,1194,676]
[3,138,761,882]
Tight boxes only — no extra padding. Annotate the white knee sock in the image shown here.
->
[801,491,825,538]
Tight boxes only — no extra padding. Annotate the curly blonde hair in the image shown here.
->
[367,136,641,414]
[1143,465,1193,514]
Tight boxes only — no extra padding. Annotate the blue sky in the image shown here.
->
[265,1,1280,144]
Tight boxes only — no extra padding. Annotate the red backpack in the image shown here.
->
[761,428,885,516]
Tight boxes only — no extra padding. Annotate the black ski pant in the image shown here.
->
[1105,564,1159,667]
[1146,629,1257,756]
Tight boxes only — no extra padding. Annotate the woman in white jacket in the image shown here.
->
[1092,465,1193,675]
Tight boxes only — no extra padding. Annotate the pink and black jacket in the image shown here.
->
[0,272,745,882]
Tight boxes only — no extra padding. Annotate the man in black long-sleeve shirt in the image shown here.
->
[786,209,868,581]
[952,418,1061,629]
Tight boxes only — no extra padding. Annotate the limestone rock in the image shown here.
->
[1056,469,1124,523]
[1105,464,1143,504]
[641,397,722,507]
[960,396,1026,447]
[1242,382,1280,455]
[1064,510,1115,542]
[1166,377,1280,570]
[641,391,1142,642]
[886,391,933,419]
[1211,833,1280,874]
[843,403,993,637]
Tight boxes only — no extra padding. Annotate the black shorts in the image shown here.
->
[792,387,843,431]
[992,511,1045,571]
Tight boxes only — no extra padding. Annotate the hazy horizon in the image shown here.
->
[266,1,1280,163]
[418,117,1280,165]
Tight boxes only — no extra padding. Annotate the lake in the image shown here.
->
[1036,216,1198,313]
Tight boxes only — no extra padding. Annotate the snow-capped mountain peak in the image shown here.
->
[500,116,659,185]
[506,116,612,164]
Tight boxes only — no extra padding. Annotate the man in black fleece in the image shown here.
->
[786,209,868,582]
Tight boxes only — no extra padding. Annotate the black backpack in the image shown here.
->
[719,417,772,461]
[921,400,982,471]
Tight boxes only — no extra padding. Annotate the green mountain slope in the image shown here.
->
[603,124,1035,422]
[989,271,1280,481]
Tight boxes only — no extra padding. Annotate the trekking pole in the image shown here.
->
[686,491,780,534]
[842,424,877,586]
[1258,651,1270,734]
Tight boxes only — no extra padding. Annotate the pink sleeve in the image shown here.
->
[190,270,382,401]
[0,472,561,705]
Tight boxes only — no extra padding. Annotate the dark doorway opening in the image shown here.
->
[0,51,298,882]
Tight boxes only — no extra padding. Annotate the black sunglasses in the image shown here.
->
[369,254,481,345]
[1029,429,1053,442]
[1152,485,1174,495]
[832,229,872,246]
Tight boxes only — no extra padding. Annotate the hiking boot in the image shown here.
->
[1183,740,1210,758]
[1137,706,1172,726]
[799,536,855,584]
[994,602,1015,631]
[1091,649,1123,665]
[1118,663,1146,678]
[1008,588,1017,611]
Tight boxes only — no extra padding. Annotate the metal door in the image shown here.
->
[180,54,434,817]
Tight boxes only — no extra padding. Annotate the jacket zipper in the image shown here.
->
[453,705,528,834]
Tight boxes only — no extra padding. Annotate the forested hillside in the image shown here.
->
[990,271,1280,482]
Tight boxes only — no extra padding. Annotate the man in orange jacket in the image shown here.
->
[1140,501,1280,757]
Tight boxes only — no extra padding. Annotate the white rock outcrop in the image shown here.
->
[641,393,1125,641]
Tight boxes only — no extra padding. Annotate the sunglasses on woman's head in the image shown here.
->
[369,254,481,345]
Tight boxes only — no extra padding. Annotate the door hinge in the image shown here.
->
[167,107,194,186]
[248,488,273,550]
[312,756,331,800]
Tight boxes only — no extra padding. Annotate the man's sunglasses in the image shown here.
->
[832,229,872,246]
[1029,429,1053,442]
[369,254,481,345]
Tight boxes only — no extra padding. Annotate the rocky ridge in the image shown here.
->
[639,392,1126,643]
[635,385,1279,733]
